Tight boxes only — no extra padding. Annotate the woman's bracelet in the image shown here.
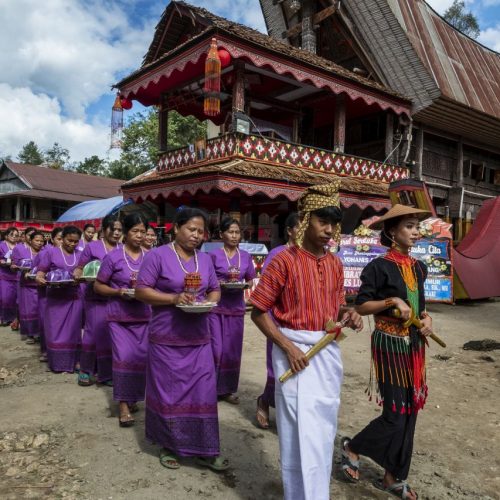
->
[384,298,395,308]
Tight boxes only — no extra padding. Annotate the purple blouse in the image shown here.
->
[78,240,120,302]
[136,244,219,346]
[12,244,37,288]
[37,245,82,299]
[262,244,287,273]
[96,247,151,323]
[0,241,18,281]
[209,247,256,315]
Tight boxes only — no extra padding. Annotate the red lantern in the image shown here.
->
[120,97,133,110]
[218,49,231,69]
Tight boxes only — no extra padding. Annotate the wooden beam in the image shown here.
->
[385,113,394,163]
[415,126,424,181]
[282,5,337,39]
[333,94,346,153]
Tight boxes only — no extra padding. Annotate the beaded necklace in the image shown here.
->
[384,249,419,313]
[60,247,77,267]
[223,246,240,269]
[171,242,198,273]
[122,245,144,273]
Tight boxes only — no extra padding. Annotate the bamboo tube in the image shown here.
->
[391,308,446,348]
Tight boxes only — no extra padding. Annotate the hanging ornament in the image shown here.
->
[204,38,221,117]
[110,93,123,149]
[218,49,231,69]
[120,97,133,110]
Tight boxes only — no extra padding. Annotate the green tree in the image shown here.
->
[18,141,44,165]
[443,0,480,39]
[76,155,106,176]
[44,142,71,169]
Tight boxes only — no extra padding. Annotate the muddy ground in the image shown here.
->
[1,300,499,499]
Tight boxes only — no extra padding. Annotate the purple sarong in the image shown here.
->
[109,321,148,403]
[80,301,112,382]
[18,284,40,338]
[261,338,275,407]
[0,278,17,325]
[209,313,245,395]
[146,342,220,457]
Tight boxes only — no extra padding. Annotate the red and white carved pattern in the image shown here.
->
[157,134,409,182]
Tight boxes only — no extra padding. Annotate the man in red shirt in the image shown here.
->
[250,182,362,500]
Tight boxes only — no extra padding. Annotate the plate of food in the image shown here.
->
[82,260,101,282]
[221,281,247,290]
[46,280,76,287]
[176,302,217,313]
[123,288,135,298]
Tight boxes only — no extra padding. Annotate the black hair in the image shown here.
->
[83,223,96,231]
[380,215,410,248]
[311,206,342,224]
[24,226,37,236]
[220,217,240,233]
[30,230,45,241]
[101,214,121,232]
[3,226,18,238]
[284,212,299,230]
[122,213,149,235]
[62,225,82,238]
[173,207,208,228]
[51,227,63,240]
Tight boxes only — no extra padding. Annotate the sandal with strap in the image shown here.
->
[195,456,230,472]
[77,372,93,387]
[159,449,180,469]
[220,394,240,405]
[119,412,135,427]
[341,437,360,483]
[256,396,270,429]
[373,479,418,499]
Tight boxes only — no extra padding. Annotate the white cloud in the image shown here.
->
[0,84,113,163]
[479,25,500,50]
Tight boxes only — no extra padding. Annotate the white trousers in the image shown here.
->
[273,328,343,500]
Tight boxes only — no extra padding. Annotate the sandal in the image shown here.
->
[221,394,240,405]
[25,337,36,345]
[78,372,93,387]
[341,437,360,483]
[195,456,229,472]
[373,478,418,499]
[119,411,135,427]
[256,396,270,429]
[159,449,180,469]
[39,354,48,363]
[101,380,113,387]
[10,320,19,331]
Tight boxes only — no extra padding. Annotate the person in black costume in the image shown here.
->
[342,205,434,500]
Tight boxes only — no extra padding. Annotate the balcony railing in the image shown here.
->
[158,133,409,183]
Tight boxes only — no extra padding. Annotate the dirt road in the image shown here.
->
[1,300,499,499]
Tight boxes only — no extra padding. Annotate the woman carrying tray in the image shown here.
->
[12,230,45,343]
[208,217,256,405]
[35,225,83,374]
[342,205,433,500]
[94,214,151,427]
[0,227,20,328]
[73,215,123,386]
[135,208,227,472]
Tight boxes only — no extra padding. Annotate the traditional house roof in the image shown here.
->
[1,162,124,202]
[116,1,409,109]
[259,0,500,148]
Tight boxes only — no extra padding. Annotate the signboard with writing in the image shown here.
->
[337,231,453,303]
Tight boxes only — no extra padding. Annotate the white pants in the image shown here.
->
[273,328,343,500]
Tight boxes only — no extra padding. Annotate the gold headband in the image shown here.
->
[295,181,341,247]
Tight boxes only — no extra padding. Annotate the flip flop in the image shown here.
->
[373,478,418,499]
[256,396,270,429]
[221,394,240,405]
[119,412,135,427]
[341,437,360,483]
[77,373,93,387]
[195,456,229,472]
[25,337,36,344]
[159,449,180,469]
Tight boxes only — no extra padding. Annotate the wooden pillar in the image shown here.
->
[385,113,394,163]
[457,138,464,187]
[415,127,424,180]
[251,211,259,243]
[333,94,346,153]
[302,0,316,54]
[159,93,169,152]
[292,115,300,143]
[232,63,245,114]
[15,197,21,221]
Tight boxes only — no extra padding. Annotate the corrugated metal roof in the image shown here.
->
[3,162,124,200]
[389,0,500,120]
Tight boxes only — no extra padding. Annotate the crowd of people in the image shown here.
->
[0,181,434,500]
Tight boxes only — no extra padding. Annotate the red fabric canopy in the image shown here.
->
[453,196,500,299]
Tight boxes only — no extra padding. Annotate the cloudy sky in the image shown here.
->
[0,0,499,164]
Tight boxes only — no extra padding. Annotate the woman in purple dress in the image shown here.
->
[208,218,256,405]
[35,226,83,373]
[142,227,157,251]
[255,212,299,429]
[34,228,63,362]
[77,223,97,252]
[74,215,123,386]
[135,208,227,471]
[13,231,45,343]
[0,227,20,327]
[94,214,151,427]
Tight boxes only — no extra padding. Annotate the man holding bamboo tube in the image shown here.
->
[250,182,362,500]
